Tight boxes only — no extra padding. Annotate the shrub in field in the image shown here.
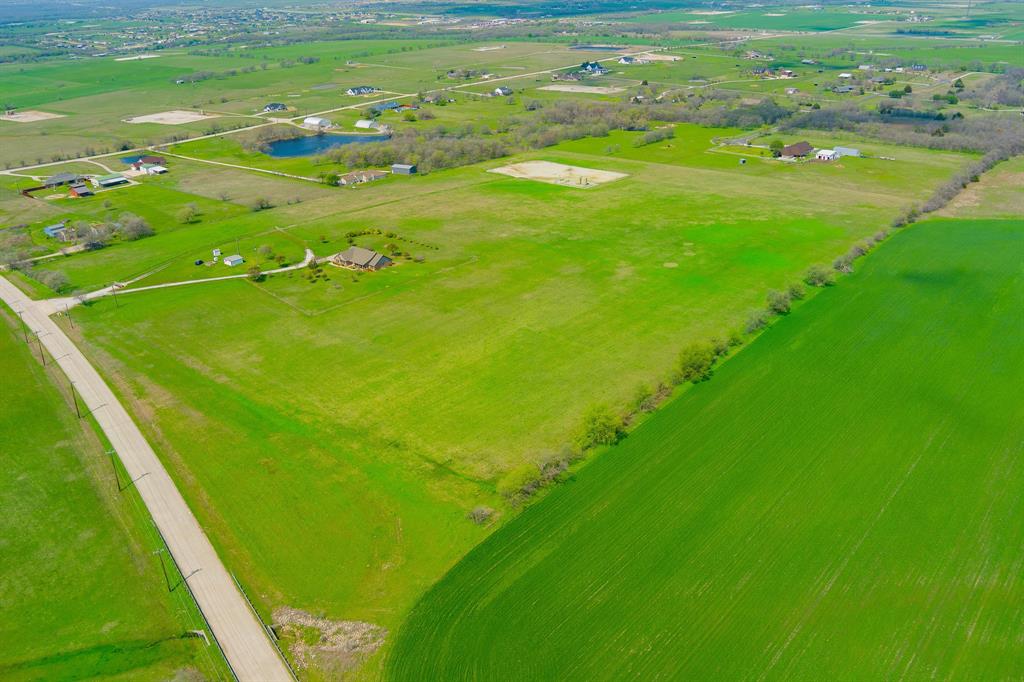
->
[676,342,716,383]
[178,204,198,224]
[117,213,153,241]
[631,384,658,413]
[496,463,541,500]
[466,506,495,525]
[574,405,622,453]
[247,265,263,282]
[767,289,791,315]
[745,309,769,334]
[805,264,835,287]
[30,269,69,293]
[249,197,273,212]
[710,336,730,357]
[833,254,854,274]
[788,282,806,301]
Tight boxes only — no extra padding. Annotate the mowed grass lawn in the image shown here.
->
[0,309,225,681]
[386,217,1024,680]
[61,128,975,666]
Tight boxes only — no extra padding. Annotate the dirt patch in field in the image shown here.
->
[489,160,627,188]
[540,84,625,94]
[1,110,65,123]
[125,110,220,125]
[274,607,386,676]
[638,52,681,61]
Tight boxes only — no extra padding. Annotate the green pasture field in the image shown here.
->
[750,32,1024,70]
[0,40,633,169]
[55,125,977,676]
[385,216,1024,681]
[624,8,902,32]
[0,308,226,681]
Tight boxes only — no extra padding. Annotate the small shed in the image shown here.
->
[146,165,168,174]
[494,86,513,97]
[93,173,128,188]
[392,163,417,175]
[43,222,67,239]
[815,149,838,161]
[355,119,379,129]
[69,183,93,197]
[223,254,244,267]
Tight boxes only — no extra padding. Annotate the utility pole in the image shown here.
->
[70,379,81,418]
[107,449,122,490]
[111,284,120,308]
[35,334,45,365]
[65,304,74,328]
[16,310,28,343]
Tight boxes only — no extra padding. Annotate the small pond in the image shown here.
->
[266,133,382,158]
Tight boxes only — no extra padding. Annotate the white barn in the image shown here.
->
[816,149,838,161]
[304,116,331,129]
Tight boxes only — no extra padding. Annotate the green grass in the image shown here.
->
[56,126,977,678]
[385,217,1024,680]
[0,307,227,681]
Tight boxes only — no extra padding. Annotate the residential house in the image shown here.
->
[838,72,853,79]
[397,103,419,111]
[785,87,801,95]
[338,170,387,186]
[263,102,288,113]
[346,86,377,96]
[580,61,609,75]
[371,101,402,113]
[392,163,417,175]
[834,85,857,94]
[146,165,168,175]
[44,173,82,188]
[494,86,513,97]
[333,246,392,271]
[781,141,813,158]
[69,183,93,197]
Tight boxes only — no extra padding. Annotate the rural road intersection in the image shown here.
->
[0,276,293,682]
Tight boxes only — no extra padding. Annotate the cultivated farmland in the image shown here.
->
[386,217,1024,680]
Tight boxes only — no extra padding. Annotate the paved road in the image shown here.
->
[40,248,320,313]
[0,276,293,682]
